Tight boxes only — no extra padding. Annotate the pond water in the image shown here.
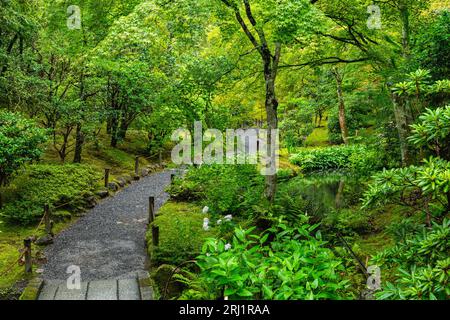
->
[277,172,363,220]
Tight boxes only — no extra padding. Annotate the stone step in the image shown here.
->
[38,277,152,301]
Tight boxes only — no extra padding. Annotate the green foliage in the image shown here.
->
[363,157,450,220]
[0,164,100,224]
[181,223,350,300]
[167,164,264,217]
[409,105,450,160]
[323,209,372,235]
[279,99,315,151]
[414,10,450,81]
[0,111,48,186]
[148,202,216,266]
[372,219,450,300]
[290,144,381,174]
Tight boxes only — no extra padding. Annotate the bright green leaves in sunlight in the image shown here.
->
[183,223,350,300]
[0,111,48,187]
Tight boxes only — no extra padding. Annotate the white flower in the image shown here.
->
[202,206,209,214]
[216,219,222,225]
[224,215,233,221]
[203,218,210,231]
[225,243,232,251]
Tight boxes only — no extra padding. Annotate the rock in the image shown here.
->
[140,169,149,177]
[85,196,97,209]
[116,178,126,188]
[96,190,109,199]
[108,182,119,191]
[133,175,140,181]
[35,235,54,246]
[123,175,133,184]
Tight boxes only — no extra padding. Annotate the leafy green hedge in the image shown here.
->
[167,164,264,217]
[1,164,101,224]
[289,144,381,174]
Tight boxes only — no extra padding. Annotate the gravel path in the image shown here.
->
[41,171,173,282]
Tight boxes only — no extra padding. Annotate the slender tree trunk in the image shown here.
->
[118,115,130,141]
[110,113,119,148]
[261,41,281,203]
[400,4,411,59]
[332,68,349,144]
[73,123,84,163]
[106,117,112,135]
[264,71,279,203]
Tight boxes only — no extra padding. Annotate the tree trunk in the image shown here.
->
[400,4,411,59]
[264,78,278,203]
[332,68,349,144]
[263,54,279,203]
[117,115,130,141]
[106,117,112,135]
[110,113,119,148]
[73,123,84,163]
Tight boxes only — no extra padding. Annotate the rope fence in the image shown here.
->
[0,154,162,278]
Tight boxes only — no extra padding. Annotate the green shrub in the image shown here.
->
[0,164,101,224]
[0,111,48,188]
[167,165,264,217]
[148,202,217,266]
[289,144,382,174]
[362,157,450,225]
[372,219,450,300]
[180,223,350,300]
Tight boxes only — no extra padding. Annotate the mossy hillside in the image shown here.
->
[0,164,101,224]
[147,202,217,267]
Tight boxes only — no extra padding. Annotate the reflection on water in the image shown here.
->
[277,172,362,220]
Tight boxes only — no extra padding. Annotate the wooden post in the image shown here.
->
[24,238,32,273]
[159,150,163,166]
[171,173,176,184]
[44,204,53,236]
[104,168,110,188]
[135,156,140,176]
[148,196,155,224]
[152,226,160,247]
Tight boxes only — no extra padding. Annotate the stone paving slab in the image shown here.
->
[38,277,144,300]
[54,282,88,300]
[118,278,140,300]
[86,280,118,300]
[37,283,58,300]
